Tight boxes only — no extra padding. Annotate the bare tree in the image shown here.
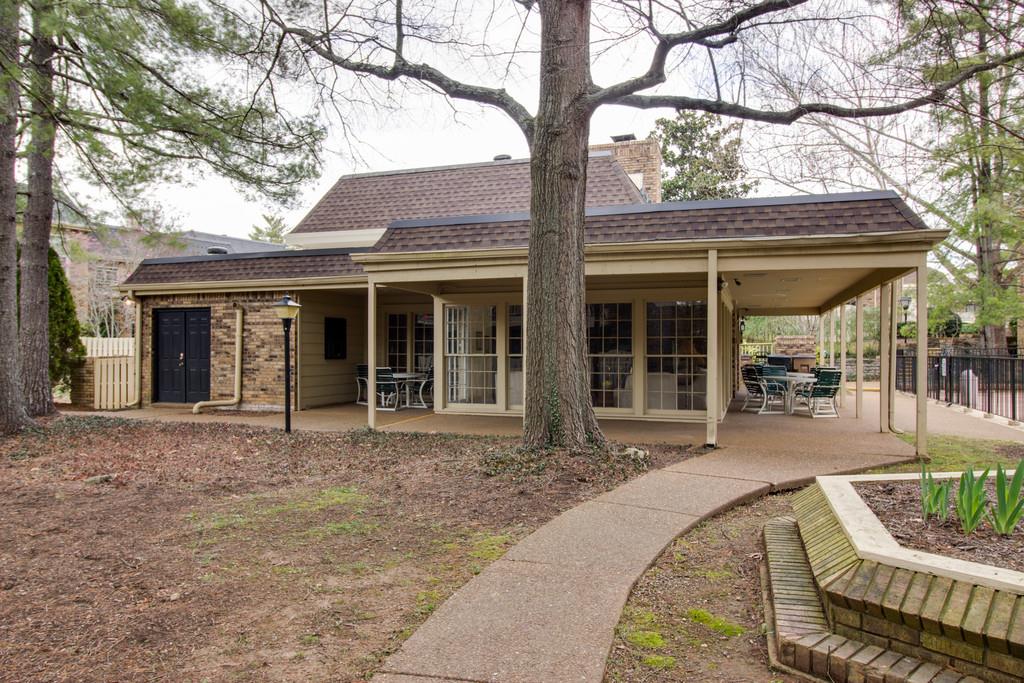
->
[252,0,1024,449]
[749,0,1024,351]
[0,0,31,432]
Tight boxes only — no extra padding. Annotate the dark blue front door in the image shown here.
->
[155,309,210,403]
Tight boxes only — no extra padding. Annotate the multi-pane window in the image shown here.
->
[508,304,523,408]
[444,305,497,405]
[387,313,408,371]
[646,301,708,410]
[413,313,434,372]
[587,303,633,409]
[90,261,121,290]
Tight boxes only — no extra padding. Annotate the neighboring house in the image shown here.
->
[55,223,278,336]
[120,137,945,445]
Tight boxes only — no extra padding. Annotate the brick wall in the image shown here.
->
[774,335,816,355]
[69,359,94,407]
[139,291,296,410]
[589,137,662,202]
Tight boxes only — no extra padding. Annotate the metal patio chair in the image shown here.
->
[375,367,404,411]
[742,364,785,414]
[355,364,369,405]
[794,368,841,418]
[407,367,434,408]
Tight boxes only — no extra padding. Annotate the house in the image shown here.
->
[55,222,279,336]
[119,137,944,450]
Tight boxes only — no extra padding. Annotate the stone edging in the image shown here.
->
[816,472,1024,593]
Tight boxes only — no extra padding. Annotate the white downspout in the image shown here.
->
[125,293,143,408]
[193,305,243,414]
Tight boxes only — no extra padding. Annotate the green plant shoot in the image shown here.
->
[986,464,1024,536]
[955,468,990,535]
[920,465,951,523]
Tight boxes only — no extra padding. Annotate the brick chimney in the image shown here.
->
[589,134,662,202]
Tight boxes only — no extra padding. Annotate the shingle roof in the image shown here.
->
[123,248,365,286]
[289,152,644,234]
[372,192,930,253]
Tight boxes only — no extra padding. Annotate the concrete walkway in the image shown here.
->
[372,405,917,683]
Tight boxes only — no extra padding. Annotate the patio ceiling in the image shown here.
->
[726,266,912,315]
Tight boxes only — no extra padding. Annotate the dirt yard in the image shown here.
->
[0,415,694,683]
[603,493,800,683]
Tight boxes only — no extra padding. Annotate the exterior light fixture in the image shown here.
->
[899,295,912,324]
[272,294,301,432]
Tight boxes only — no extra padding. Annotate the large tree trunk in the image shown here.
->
[20,5,57,417]
[0,0,31,433]
[522,0,604,450]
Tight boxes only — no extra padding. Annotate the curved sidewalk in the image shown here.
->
[373,420,916,683]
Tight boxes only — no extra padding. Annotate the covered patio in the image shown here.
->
[355,197,943,455]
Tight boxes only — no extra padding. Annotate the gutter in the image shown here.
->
[125,293,143,408]
[192,305,243,414]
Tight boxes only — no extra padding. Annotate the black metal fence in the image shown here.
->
[895,350,1024,422]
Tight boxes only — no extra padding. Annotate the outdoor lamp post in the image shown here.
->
[899,295,912,324]
[272,294,301,433]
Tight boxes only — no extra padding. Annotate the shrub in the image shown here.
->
[955,468,990,535]
[920,465,952,523]
[986,464,1024,536]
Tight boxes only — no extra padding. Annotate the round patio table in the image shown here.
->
[772,373,817,414]
[393,372,426,408]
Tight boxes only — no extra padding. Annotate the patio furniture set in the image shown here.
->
[741,364,842,418]
[355,364,434,411]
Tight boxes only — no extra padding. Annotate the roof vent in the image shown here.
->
[493,154,512,161]
[207,246,229,255]
[610,133,636,142]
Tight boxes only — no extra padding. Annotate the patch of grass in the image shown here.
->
[625,630,665,649]
[686,608,746,637]
[415,590,443,616]
[202,513,251,531]
[469,534,512,560]
[271,565,303,576]
[298,633,320,647]
[306,520,379,538]
[641,654,677,670]
[263,486,368,516]
[884,434,1022,473]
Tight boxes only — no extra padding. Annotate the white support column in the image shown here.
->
[433,294,444,410]
[839,302,848,408]
[855,295,864,419]
[706,249,719,447]
[367,282,378,429]
[521,276,527,423]
[916,260,928,457]
[817,313,825,365]
[879,283,891,433]
[889,281,898,431]
[828,308,836,368]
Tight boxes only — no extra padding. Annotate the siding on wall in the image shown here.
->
[298,291,366,408]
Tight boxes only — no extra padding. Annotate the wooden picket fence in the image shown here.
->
[82,336,134,358]
[92,356,137,410]
[72,337,136,409]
